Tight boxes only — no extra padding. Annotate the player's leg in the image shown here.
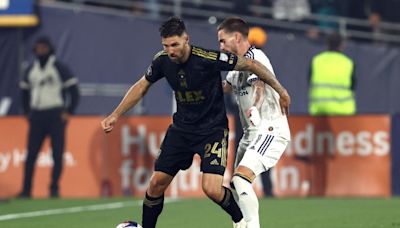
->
[198,129,244,225]
[202,173,244,224]
[48,109,66,198]
[234,132,289,228]
[232,166,259,228]
[231,136,251,202]
[142,125,189,228]
[142,171,174,228]
[19,112,47,198]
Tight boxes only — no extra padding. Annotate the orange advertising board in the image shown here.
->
[0,115,391,198]
[273,116,391,197]
[0,116,237,198]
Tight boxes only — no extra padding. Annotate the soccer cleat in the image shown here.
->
[233,218,247,228]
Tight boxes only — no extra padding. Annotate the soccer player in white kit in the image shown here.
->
[217,17,291,228]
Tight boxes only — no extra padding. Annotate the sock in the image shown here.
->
[232,175,260,228]
[216,186,243,223]
[230,181,239,202]
[142,192,164,228]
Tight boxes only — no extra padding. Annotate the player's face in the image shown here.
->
[34,43,50,57]
[162,34,189,63]
[218,30,238,54]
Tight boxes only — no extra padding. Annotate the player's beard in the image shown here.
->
[170,48,187,64]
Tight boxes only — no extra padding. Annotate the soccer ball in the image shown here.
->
[115,221,142,228]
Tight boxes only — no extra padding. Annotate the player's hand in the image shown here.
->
[101,113,119,133]
[247,106,261,126]
[279,89,291,116]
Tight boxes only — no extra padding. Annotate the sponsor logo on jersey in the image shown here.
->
[176,90,205,104]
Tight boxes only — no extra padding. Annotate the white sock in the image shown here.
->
[232,175,260,228]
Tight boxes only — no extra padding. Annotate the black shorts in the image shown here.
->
[154,124,229,177]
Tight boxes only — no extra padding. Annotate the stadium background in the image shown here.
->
[0,0,399,227]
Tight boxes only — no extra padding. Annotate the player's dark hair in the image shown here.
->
[217,17,249,37]
[159,16,187,38]
[327,32,343,51]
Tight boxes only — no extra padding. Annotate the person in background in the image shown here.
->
[18,36,80,198]
[308,32,356,116]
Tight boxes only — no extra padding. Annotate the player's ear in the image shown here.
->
[235,32,240,42]
[185,35,189,44]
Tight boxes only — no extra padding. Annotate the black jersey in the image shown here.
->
[145,46,238,132]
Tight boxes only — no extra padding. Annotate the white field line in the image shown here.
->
[0,198,178,221]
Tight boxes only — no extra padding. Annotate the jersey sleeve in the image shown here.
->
[145,52,165,83]
[246,49,275,85]
[214,51,238,71]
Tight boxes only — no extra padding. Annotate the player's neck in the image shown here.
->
[237,41,251,57]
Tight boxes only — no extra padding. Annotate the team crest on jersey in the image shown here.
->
[178,69,187,88]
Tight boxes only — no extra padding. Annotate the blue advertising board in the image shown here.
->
[0,0,38,26]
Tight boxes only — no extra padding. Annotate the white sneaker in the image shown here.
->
[233,218,247,228]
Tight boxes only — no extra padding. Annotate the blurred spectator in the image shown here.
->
[146,0,160,19]
[18,36,80,198]
[309,0,347,30]
[369,0,400,37]
[370,0,400,24]
[270,0,311,22]
[342,0,371,32]
[308,32,356,116]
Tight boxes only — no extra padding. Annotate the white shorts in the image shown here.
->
[237,129,289,176]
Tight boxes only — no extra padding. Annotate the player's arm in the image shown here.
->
[101,76,151,133]
[247,80,265,126]
[251,80,265,110]
[234,56,290,115]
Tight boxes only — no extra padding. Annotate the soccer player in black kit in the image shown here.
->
[101,17,290,228]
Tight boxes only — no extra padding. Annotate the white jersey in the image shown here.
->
[226,46,290,140]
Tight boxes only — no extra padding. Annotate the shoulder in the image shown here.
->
[153,50,168,61]
[244,46,256,59]
[191,46,218,61]
[245,47,270,63]
[342,54,354,64]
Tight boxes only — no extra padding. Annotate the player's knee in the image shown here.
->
[234,166,256,182]
[233,171,254,185]
[202,184,223,201]
[148,176,169,196]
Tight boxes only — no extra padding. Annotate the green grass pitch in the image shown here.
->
[0,197,399,228]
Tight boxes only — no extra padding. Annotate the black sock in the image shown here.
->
[217,186,243,223]
[142,192,164,228]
